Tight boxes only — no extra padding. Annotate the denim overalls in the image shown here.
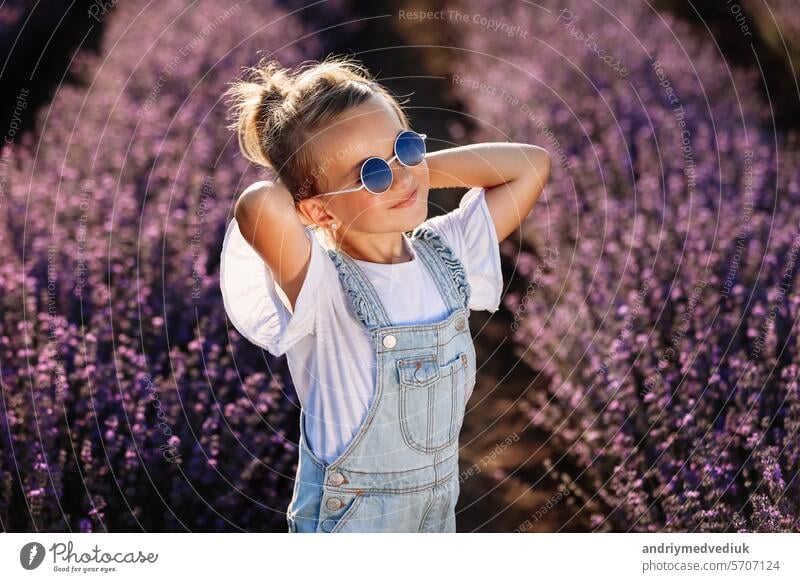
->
[285,226,477,533]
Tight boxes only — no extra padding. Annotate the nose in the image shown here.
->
[391,163,414,191]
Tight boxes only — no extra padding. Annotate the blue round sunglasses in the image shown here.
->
[319,130,427,196]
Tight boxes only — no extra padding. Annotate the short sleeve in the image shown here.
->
[219,218,329,356]
[421,187,503,312]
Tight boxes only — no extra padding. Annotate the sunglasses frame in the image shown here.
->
[318,130,427,197]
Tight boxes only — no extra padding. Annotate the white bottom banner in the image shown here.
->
[1,533,797,581]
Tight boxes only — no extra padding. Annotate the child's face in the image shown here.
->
[300,94,430,235]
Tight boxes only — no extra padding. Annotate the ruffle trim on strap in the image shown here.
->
[326,249,383,331]
[410,226,472,310]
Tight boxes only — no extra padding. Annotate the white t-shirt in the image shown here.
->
[220,186,503,464]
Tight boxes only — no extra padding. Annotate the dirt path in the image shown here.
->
[457,274,595,532]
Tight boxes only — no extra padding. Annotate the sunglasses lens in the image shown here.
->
[395,131,426,166]
[361,157,393,194]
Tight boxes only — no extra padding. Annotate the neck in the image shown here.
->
[336,231,412,264]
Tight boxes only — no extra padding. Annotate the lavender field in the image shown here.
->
[0,0,322,531]
[447,0,800,531]
[1,0,798,533]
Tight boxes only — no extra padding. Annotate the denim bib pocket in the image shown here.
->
[397,351,468,453]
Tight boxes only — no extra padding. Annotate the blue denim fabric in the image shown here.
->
[286,226,476,533]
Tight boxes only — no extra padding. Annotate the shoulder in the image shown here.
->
[416,186,490,251]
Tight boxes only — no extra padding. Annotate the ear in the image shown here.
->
[295,197,332,228]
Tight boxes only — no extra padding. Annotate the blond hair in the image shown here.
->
[224,55,410,202]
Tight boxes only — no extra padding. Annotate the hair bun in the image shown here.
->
[223,58,295,170]
[256,61,292,119]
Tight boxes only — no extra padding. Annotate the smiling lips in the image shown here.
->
[390,186,418,209]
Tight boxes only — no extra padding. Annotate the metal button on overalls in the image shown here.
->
[286,228,476,533]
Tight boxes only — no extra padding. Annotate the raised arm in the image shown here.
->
[234,180,311,312]
[425,143,551,242]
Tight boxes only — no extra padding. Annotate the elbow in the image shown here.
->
[234,183,272,243]
[542,149,552,183]
[523,145,552,187]
[233,193,254,240]
[530,143,551,166]
[233,195,247,225]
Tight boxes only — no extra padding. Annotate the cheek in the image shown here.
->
[342,193,384,222]
[413,162,429,184]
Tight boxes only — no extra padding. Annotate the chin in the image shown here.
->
[404,206,429,232]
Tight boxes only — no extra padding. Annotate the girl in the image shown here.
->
[220,55,550,533]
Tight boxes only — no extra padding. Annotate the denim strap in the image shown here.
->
[409,226,471,312]
[326,249,393,330]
